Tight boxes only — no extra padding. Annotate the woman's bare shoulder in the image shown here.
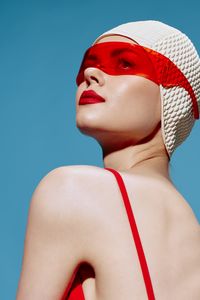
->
[41,164,106,182]
[36,164,106,191]
[35,165,199,230]
[28,165,112,262]
[32,165,111,220]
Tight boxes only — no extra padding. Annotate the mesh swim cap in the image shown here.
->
[92,20,200,158]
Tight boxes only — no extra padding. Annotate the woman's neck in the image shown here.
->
[102,129,171,181]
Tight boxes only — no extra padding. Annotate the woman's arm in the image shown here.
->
[16,167,86,300]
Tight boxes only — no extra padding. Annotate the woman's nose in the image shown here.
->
[84,67,105,86]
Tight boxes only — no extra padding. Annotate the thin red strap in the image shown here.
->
[105,167,155,300]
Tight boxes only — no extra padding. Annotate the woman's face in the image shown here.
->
[75,35,161,149]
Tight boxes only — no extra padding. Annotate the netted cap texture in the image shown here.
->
[93,20,200,157]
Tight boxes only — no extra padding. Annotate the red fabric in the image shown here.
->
[62,263,95,300]
[64,270,85,300]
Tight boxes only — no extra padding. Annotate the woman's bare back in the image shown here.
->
[16,165,200,300]
[73,166,200,300]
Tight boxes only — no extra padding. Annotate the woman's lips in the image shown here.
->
[79,90,106,105]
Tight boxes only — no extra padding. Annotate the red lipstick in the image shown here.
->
[79,90,106,105]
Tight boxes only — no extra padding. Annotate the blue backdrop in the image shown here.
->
[0,0,199,298]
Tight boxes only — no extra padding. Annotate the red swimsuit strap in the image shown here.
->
[105,167,156,300]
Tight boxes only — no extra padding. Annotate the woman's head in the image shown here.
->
[76,35,163,156]
[76,20,200,158]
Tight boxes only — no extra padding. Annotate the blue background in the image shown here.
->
[0,0,199,298]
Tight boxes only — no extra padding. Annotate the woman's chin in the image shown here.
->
[76,113,101,130]
[76,120,100,136]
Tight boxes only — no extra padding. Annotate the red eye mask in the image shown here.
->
[76,41,199,119]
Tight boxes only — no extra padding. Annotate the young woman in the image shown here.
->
[16,20,200,300]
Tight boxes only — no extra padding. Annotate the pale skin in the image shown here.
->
[16,35,200,299]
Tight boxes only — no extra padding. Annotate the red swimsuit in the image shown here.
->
[63,168,156,300]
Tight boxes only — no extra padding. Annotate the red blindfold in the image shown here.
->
[76,41,199,119]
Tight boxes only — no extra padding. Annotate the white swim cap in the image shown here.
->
[92,20,200,158]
